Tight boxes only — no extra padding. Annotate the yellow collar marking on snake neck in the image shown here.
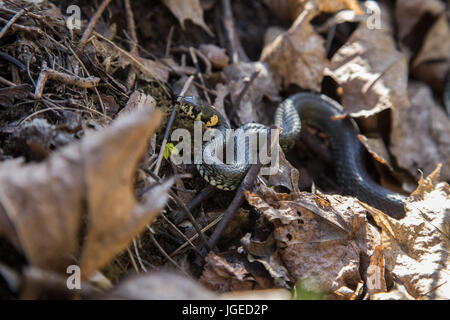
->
[206,115,219,127]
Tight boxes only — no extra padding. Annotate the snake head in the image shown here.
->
[179,96,222,127]
[179,96,202,120]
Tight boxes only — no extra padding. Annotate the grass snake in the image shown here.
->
[178,93,406,219]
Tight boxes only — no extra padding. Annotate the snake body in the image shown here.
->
[179,93,406,219]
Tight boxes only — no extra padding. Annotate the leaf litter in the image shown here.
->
[0,0,448,300]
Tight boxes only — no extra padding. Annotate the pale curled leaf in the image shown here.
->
[260,4,327,91]
[326,3,409,117]
[162,0,213,37]
[395,0,446,40]
[101,272,217,300]
[412,14,450,91]
[363,167,450,300]
[0,107,170,279]
[224,61,280,125]
[390,81,450,181]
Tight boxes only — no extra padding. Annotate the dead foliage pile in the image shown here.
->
[0,0,448,300]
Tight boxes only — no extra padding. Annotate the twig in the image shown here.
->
[173,184,216,224]
[148,227,188,276]
[203,126,280,256]
[221,0,249,63]
[170,213,223,257]
[93,31,170,96]
[78,0,113,53]
[124,0,138,91]
[230,69,260,120]
[159,212,203,257]
[144,170,208,255]
[34,62,100,99]
[0,16,43,36]
[126,247,140,273]
[153,75,194,175]
[165,25,175,57]
[132,238,147,272]
[189,46,211,105]
[0,7,27,40]
[0,50,25,70]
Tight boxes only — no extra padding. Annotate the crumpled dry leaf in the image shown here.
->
[224,61,280,125]
[245,185,382,299]
[267,148,300,192]
[390,81,450,181]
[162,0,213,37]
[240,233,292,288]
[100,271,217,300]
[412,14,450,92]
[0,107,172,279]
[260,3,327,91]
[199,44,230,69]
[200,252,272,293]
[326,2,409,117]
[363,166,450,300]
[366,245,388,297]
[395,0,446,40]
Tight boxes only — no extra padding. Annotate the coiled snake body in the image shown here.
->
[179,93,406,219]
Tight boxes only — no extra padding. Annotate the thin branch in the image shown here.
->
[78,0,113,53]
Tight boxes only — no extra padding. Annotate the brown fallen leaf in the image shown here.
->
[224,61,281,126]
[199,44,230,69]
[162,0,213,37]
[267,148,300,193]
[245,185,382,299]
[0,106,172,279]
[362,165,450,300]
[390,81,450,181]
[326,2,409,117]
[366,245,388,298]
[200,251,272,293]
[412,14,450,92]
[260,3,328,91]
[395,0,446,41]
[241,233,292,288]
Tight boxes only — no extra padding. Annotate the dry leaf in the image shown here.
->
[395,0,446,40]
[0,107,171,279]
[200,252,272,293]
[245,185,382,299]
[366,245,388,297]
[390,81,450,181]
[326,2,409,117]
[224,61,280,125]
[364,166,450,300]
[199,44,230,69]
[260,3,327,91]
[162,0,213,37]
[412,14,450,92]
[267,148,300,192]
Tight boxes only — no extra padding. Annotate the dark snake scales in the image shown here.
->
[179,92,406,219]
